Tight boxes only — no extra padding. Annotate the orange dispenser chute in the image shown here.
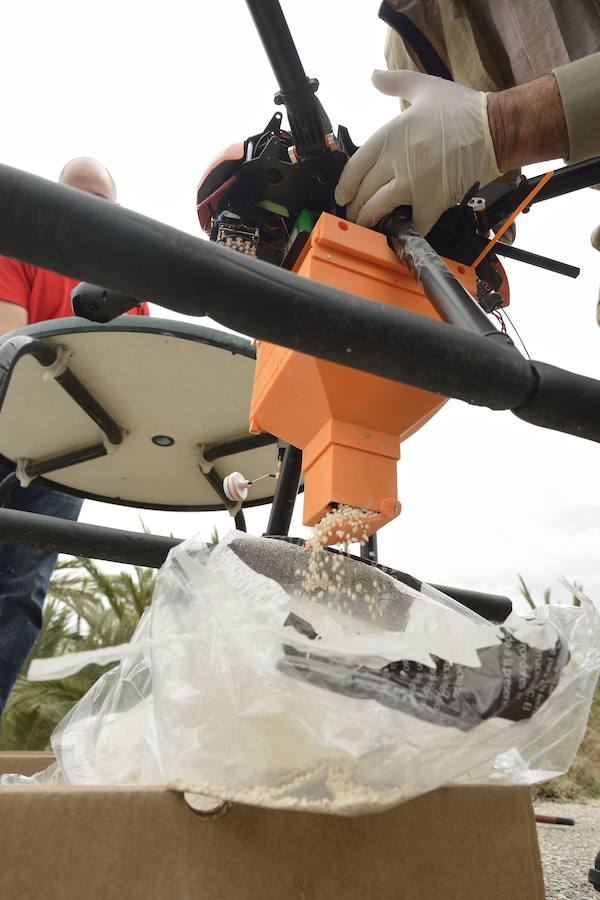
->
[249,214,476,542]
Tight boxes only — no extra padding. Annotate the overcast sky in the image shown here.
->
[3,1,599,609]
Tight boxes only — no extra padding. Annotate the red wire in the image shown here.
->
[492,309,507,333]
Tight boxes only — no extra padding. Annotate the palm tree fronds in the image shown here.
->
[0,554,156,751]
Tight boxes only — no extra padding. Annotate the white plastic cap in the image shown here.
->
[223,471,249,502]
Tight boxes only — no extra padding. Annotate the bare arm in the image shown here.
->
[487,74,569,173]
[0,300,28,335]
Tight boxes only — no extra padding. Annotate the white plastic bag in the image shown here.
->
[33,531,600,815]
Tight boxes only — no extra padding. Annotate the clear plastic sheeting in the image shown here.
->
[25,532,600,815]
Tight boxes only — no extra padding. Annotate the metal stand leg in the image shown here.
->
[234,510,247,532]
[0,472,18,508]
[0,445,108,508]
[265,444,302,536]
[360,533,378,563]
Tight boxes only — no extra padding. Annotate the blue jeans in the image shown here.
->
[0,461,83,716]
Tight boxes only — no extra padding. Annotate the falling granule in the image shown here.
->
[299,504,381,618]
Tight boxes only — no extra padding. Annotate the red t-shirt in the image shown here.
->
[0,256,149,323]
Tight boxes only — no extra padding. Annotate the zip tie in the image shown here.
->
[15,458,35,488]
[42,345,72,382]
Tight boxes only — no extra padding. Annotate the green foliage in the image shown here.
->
[533,680,600,801]
[518,575,551,609]
[518,575,595,799]
[518,575,582,609]
[0,557,155,752]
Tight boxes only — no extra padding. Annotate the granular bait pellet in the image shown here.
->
[299,505,383,618]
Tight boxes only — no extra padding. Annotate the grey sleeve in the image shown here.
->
[553,51,600,164]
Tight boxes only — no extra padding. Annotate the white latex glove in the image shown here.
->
[335,69,501,235]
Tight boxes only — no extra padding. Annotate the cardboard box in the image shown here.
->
[0,750,55,776]
[0,752,545,900]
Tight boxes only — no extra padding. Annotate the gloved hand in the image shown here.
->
[335,69,501,236]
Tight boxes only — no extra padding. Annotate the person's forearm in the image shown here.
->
[0,300,27,335]
[487,74,568,173]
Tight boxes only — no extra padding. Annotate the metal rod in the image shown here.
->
[493,242,580,279]
[0,472,18,508]
[55,370,122,445]
[0,165,536,413]
[6,166,600,443]
[202,467,237,512]
[344,550,512,621]
[16,338,55,366]
[234,510,247,532]
[0,335,122,444]
[202,431,277,463]
[0,508,179,567]
[429,584,511,621]
[535,814,575,826]
[0,508,516,622]
[25,443,108,478]
[244,0,331,156]
[0,335,57,408]
[528,157,600,204]
[360,533,378,562]
[245,0,308,95]
[265,445,302,536]
[484,157,600,227]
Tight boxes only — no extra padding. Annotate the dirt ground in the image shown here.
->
[535,800,600,899]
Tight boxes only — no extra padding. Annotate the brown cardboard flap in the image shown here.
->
[0,751,55,777]
[0,781,544,900]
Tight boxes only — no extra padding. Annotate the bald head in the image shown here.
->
[59,157,117,202]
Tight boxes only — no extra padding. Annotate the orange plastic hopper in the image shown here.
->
[249,213,476,542]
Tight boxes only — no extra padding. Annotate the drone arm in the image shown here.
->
[245,0,332,157]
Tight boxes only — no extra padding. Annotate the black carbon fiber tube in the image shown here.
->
[202,432,277,463]
[0,165,535,412]
[0,508,180,567]
[4,164,600,446]
[245,0,307,95]
[514,361,600,442]
[527,157,600,204]
[24,443,108,477]
[429,584,511,621]
[492,242,580,279]
[0,508,512,620]
[266,444,302,536]
[383,211,516,349]
[244,0,331,156]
